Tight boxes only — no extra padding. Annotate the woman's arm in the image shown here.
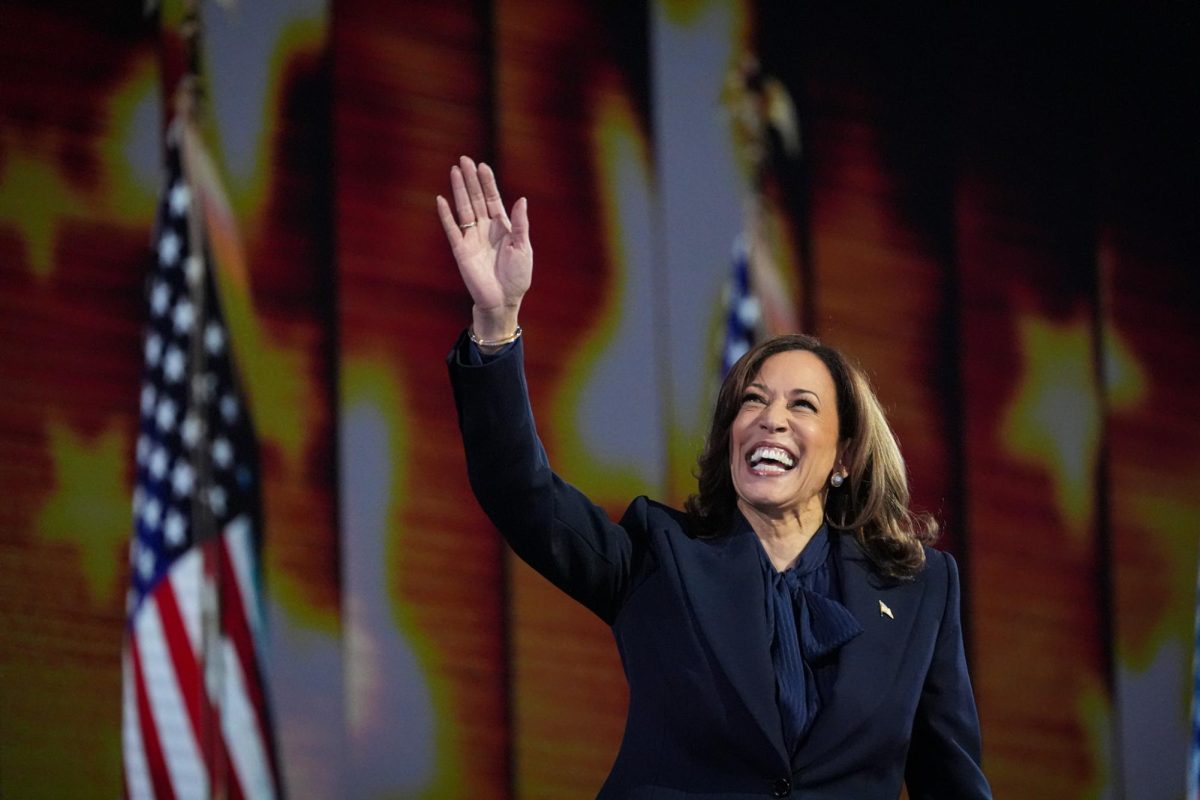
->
[447,336,641,623]
[439,158,642,623]
[904,550,993,799]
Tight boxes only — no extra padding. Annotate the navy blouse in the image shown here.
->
[751,520,864,755]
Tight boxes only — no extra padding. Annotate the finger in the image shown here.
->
[478,163,510,226]
[436,194,463,244]
[510,197,530,249]
[459,155,489,222]
[450,165,475,224]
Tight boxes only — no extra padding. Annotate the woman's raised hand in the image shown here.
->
[436,156,531,342]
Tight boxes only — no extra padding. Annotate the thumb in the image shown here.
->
[510,197,530,249]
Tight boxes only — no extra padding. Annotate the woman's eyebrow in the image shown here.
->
[786,388,822,404]
[747,383,821,401]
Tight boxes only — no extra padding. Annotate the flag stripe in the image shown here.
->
[153,585,206,760]
[219,533,281,787]
[226,516,264,645]
[210,695,249,800]
[130,636,178,800]
[223,740,249,800]
[201,684,249,800]
[219,533,269,721]
[122,650,154,800]
[168,548,204,653]
[137,596,209,800]
[221,637,277,799]
[157,580,255,800]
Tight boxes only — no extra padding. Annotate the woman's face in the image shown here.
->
[728,350,843,525]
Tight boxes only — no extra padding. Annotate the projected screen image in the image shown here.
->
[1,2,1196,799]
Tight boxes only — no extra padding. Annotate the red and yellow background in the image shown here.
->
[1,1,1197,798]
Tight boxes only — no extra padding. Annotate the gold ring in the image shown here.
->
[459,221,477,230]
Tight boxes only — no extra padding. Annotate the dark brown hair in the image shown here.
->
[684,334,937,579]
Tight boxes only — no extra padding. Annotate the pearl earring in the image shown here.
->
[830,473,844,488]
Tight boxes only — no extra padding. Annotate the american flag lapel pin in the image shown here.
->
[879,600,894,620]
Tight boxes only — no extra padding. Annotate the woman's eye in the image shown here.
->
[790,399,815,411]
[741,393,765,405]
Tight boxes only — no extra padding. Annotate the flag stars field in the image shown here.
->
[137,546,155,581]
[164,511,186,547]
[168,183,190,216]
[158,231,180,266]
[182,414,202,448]
[193,373,217,403]
[149,447,168,481]
[152,282,170,316]
[164,347,185,382]
[155,397,177,433]
[205,322,224,355]
[171,461,194,497]
[141,384,156,415]
[142,496,161,530]
[146,333,163,366]
[212,438,233,470]
[172,299,194,334]
[185,254,203,284]
[207,486,227,517]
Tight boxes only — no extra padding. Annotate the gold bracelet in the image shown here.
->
[468,325,523,347]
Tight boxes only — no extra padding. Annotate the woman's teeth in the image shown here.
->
[748,446,795,470]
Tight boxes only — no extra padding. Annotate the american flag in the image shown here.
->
[122,120,282,800]
[721,233,761,377]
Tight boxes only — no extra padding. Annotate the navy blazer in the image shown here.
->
[449,336,991,799]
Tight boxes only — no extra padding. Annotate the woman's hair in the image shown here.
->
[684,333,937,579]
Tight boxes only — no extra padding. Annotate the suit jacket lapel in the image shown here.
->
[675,517,789,770]
[795,533,924,770]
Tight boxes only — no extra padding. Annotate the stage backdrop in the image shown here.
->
[1,1,1196,798]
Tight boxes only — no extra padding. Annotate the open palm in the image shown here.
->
[437,156,532,327]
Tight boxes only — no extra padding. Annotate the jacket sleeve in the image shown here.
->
[904,550,993,799]
[446,332,644,624]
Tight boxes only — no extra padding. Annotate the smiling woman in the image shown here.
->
[439,156,991,799]
[733,351,841,523]
[690,334,939,580]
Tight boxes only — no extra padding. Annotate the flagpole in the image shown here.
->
[175,1,228,797]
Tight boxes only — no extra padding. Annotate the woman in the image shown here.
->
[437,156,991,799]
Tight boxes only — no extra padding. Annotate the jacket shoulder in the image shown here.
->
[619,495,693,533]
[920,545,959,586]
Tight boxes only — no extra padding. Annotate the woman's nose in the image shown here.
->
[757,402,786,431]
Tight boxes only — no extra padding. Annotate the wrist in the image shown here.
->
[468,324,522,355]
[471,304,521,343]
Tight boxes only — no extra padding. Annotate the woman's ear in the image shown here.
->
[830,444,850,489]
[835,441,851,476]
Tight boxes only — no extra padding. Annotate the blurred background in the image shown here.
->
[1,1,1197,797]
